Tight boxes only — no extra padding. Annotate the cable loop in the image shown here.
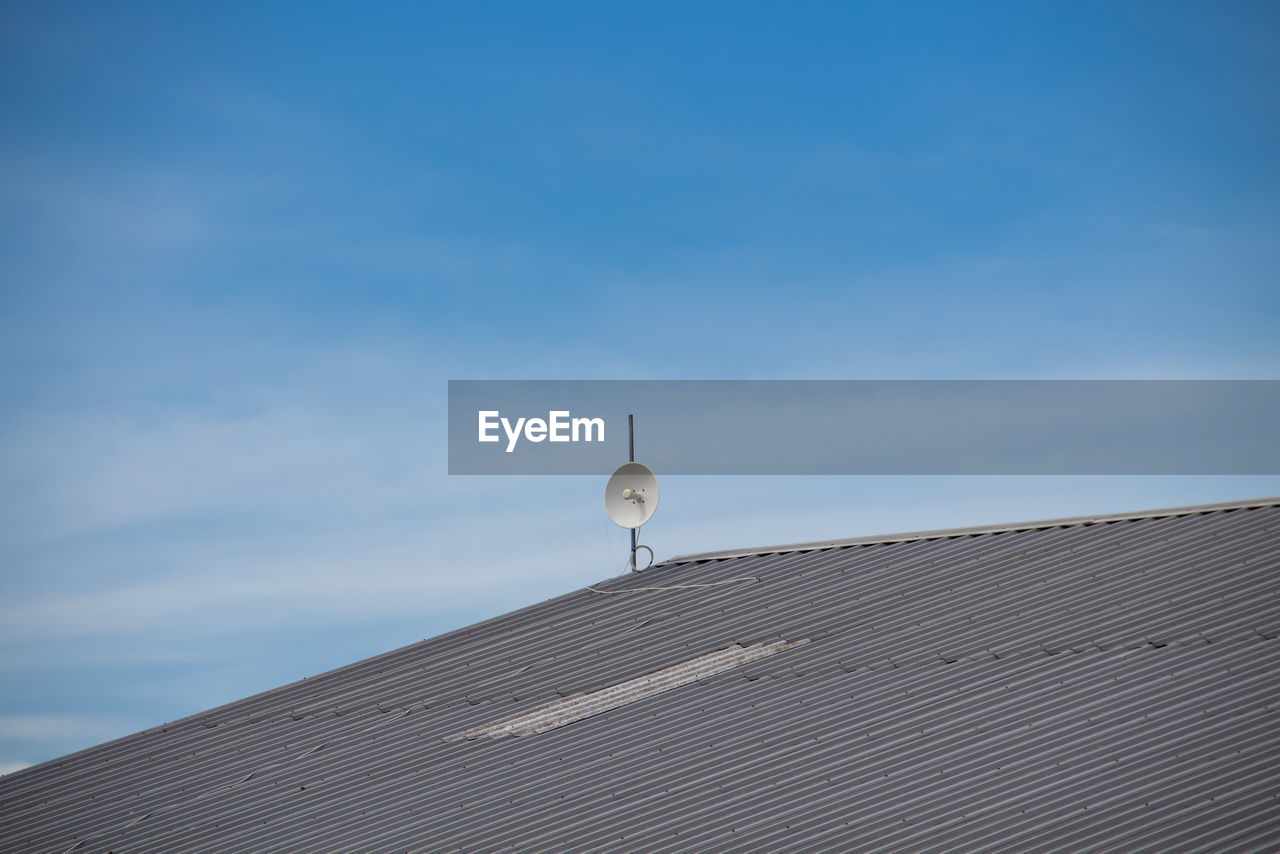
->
[629,544,655,572]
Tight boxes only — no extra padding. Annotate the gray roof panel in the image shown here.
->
[1,499,1277,853]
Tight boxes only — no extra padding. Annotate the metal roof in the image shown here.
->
[2,498,1277,853]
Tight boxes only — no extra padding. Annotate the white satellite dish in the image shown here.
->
[605,462,660,529]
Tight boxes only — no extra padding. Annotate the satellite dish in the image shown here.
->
[605,462,660,529]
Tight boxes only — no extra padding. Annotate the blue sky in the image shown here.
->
[1,1,1278,771]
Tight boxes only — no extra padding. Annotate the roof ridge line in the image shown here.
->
[664,495,1280,564]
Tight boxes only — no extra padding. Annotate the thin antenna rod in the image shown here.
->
[629,414,637,567]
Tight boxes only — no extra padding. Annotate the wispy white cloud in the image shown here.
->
[0,402,441,546]
[0,153,211,253]
[0,714,139,744]
[0,760,32,775]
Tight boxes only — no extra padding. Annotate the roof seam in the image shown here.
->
[663,496,1280,565]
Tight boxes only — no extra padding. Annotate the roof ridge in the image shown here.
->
[664,495,1280,564]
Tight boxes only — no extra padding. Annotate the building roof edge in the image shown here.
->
[664,495,1280,564]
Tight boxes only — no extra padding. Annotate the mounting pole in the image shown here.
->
[629,414,637,568]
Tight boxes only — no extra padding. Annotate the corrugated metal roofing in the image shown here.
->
[2,497,1277,853]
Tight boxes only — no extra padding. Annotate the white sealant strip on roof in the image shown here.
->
[665,495,1280,564]
[444,639,805,742]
